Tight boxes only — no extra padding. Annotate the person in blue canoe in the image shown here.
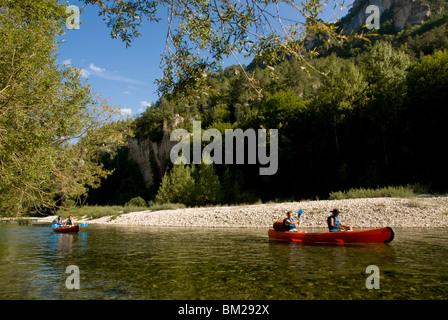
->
[283,211,300,232]
[327,209,352,231]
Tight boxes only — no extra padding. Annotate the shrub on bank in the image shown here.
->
[125,196,147,207]
[328,184,429,200]
[147,202,186,211]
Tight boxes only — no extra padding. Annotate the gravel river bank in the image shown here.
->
[36,196,448,229]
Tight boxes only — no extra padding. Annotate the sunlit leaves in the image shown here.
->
[82,0,357,97]
[0,0,130,215]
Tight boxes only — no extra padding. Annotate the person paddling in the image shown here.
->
[64,215,74,227]
[327,209,352,232]
[56,215,63,228]
[283,211,300,232]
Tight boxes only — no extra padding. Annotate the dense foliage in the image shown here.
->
[94,10,448,207]
[4,0,446,211]
[0,0,130,215]
[83,0,364,96]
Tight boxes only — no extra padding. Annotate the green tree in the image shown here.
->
[156,154,221,206]
[192,157,221,206]
[405,49,448,189]
[155,163,196,205]
[243,91,307,130]
[359,41,410,169]
[82,0,360,96]
[0,0,128,215]
[313,55,368,154]
[220,168,242,204]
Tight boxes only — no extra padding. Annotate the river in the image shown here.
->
[0,224,447,300]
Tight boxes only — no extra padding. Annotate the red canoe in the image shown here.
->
[268,222,394,244]
[53,225,79,233]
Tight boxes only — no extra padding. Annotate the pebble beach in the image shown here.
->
[38,196,448,229]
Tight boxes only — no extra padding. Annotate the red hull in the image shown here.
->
[53,225,79,233]
[268,227,394,243]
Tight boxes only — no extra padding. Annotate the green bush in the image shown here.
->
[148,202,186,211]
[155,161,221,207]
[17,218,32,226]
[62,205,124,219]
[328,184,429,200]
[125,196,147,207]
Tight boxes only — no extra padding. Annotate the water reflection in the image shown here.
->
[0,224,447,299]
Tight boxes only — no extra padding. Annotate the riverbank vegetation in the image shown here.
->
[86,6,448,208]
[0,0,130,216]
[56,199,186,220]
[328,184,431,200]
[1,1,447,217]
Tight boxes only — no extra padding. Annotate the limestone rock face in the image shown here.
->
[393,0,431,30]
[127,114,183,188]
[342,0,431,34]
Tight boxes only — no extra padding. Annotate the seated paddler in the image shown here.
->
[327,209,352,232]
[55,215,63,228]
[64,215,74,227]
[283,211,300,232]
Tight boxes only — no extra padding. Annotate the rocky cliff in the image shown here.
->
[127,114,184,188]
[342,0,431,33]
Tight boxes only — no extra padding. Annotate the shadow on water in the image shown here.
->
[0,224,447,299]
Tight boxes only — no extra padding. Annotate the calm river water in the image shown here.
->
[0,224,447,300]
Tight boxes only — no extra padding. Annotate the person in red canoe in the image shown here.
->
[283,211,300,232]
[327,209,352,232]
[64,215,74,227]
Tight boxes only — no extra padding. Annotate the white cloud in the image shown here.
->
[140,100,152,107]
[85,62,147,85]
[138,101,152,113]
[62,58,72,65]
[103,73,146,85]
[89,63,106,73]
[120,108,132,116]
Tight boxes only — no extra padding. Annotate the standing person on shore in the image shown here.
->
[327,209,352,232]
[283,211,300,232]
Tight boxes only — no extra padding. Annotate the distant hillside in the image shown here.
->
[86,1,448,207]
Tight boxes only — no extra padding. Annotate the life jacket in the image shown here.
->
[66,218,73,226]
[327,215,340,231]
[283,218,296,231]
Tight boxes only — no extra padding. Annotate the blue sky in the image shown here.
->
[57,0,353,118]
[58,0,168,117]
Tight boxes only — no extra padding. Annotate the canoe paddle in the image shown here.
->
[51,220,60,228]
[294,209,303,231]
